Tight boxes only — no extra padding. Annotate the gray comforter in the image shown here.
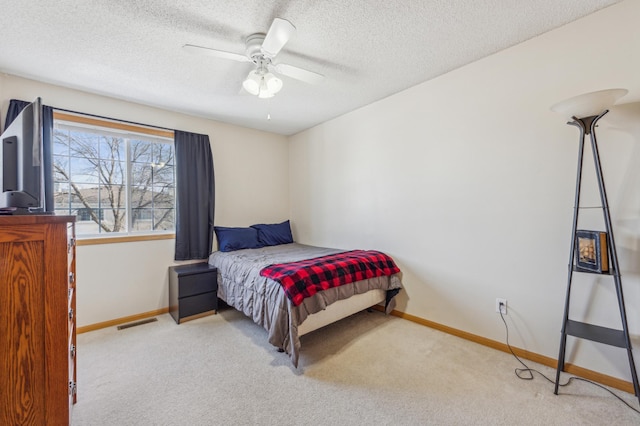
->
[208,243,402,367]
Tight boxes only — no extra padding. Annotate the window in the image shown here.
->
[53,112,175,237]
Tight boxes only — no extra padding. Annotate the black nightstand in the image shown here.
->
[169,263,218,324]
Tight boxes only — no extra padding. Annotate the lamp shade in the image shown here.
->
[550,88,628,119]
[242,70,262,96]
[258,88,274,99]
[600,101,640,138]
[264,73,282,94]
[257,73,282,98]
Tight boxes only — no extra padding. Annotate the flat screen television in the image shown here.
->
[0,97,45,214]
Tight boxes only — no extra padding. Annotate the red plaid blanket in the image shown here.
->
[260,250,400,306]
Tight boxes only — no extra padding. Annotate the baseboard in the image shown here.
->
[372,305,634,394]
[77,308,169,334]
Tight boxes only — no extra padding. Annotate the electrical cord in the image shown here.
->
[498,306,640,415]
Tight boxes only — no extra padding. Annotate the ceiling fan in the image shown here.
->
[184,18,324,98]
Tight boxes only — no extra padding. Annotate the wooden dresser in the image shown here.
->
[0,215,77,425]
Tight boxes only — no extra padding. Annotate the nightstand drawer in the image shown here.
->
[178,273,216,298]
[179,292,217,318]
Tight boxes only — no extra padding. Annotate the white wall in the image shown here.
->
[0,74,290,327]
[289,0,640,382]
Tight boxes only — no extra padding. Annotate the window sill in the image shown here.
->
[77,233,175,246]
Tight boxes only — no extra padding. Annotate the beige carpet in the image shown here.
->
[71,307,640,425]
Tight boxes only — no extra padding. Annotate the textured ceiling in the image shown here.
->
[0,0,620,135]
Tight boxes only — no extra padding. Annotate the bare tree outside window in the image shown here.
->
[53,121,175,235]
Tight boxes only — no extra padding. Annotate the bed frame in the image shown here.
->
[297,289,386,336]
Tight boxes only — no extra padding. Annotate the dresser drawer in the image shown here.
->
[67,225,75,255]
[68,324,76,382]
[68,287,74,316]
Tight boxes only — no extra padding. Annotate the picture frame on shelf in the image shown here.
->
[575,230,609,273]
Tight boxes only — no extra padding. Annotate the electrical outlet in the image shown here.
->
[496,298,507,315]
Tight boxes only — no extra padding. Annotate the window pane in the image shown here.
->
[100,185,125,209]
[154,209,174,230]
[154,143,174,166]
[70,158,99,184]
[75,207,102,222]
[131,208,153,231]
[100,209,127,233]
[130,186,151,209]
[98,136,125,161]
[73,208,102,234]
[71,184,100,209]
[53,155,70,182]
[69,131,99,159]
[54,183,71,210]
[130,140,154,164]
[152,185,174,208]
[131,163,152,187]
[98,160,126,185]
[154,164,174,185]
[53,129,70,155]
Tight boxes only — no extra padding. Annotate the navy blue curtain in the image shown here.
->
[4,99,54,212]
[174,130,215,260]
[4,99,29,130]
[42,105,54,212]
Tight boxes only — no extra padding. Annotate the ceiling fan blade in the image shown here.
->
[274,63,324,85]
[261,18,295,58]
[183,44,250,63]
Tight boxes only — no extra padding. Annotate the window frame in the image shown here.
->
[52,111,176,244]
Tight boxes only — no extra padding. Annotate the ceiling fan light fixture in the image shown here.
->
[242,70,262,96]
[264,72,282,94]
[244,68,283,99]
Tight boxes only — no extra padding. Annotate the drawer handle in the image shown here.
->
[70,344,76,359]
[69,308,74,321]
[69,272,75,284]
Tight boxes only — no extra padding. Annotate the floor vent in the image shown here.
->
[117,317,158,330]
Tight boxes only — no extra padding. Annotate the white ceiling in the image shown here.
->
[0,1,620,135]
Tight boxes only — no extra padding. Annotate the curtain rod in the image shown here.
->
[52,105,176,133]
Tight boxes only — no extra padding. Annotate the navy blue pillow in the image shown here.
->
[251,220,294,246]
[214,226,263,252]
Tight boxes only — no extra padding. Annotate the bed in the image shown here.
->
[208,223,402,367]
